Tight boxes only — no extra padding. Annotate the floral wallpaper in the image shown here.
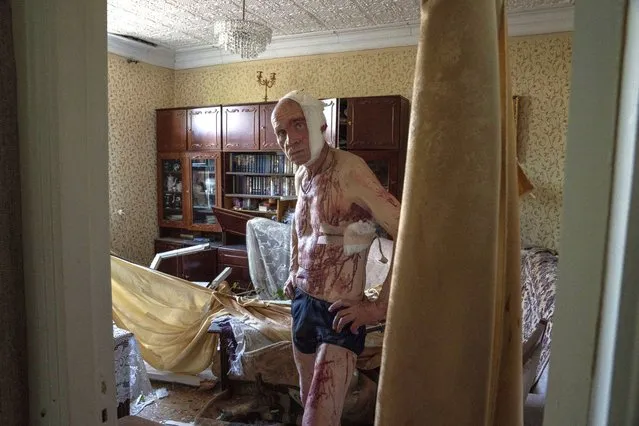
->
[173,34,572,250]
[510,33,572,250]
[174,46,418,106]
[108,54,174,264]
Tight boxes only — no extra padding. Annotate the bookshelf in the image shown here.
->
[223,152,298,221]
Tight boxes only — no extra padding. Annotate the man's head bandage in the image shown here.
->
[274,90,327,165]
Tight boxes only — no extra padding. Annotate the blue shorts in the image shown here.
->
[291,287,366,355]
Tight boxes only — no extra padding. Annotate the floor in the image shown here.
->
[135,380,298,425]
[137,380,215,423]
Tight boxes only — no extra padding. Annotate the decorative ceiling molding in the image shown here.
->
[108,33,175,68]
[107,4,574,70]
[507,4,574,37]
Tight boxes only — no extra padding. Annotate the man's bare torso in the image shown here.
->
[294,149,372,303]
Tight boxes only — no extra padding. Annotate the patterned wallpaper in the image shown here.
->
[511,33,572,250]
[174,46,418,106]
[108,54,174,264]
[173,33,572,250]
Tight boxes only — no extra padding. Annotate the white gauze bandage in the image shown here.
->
[343,220,378,255]
[277,90,327,165]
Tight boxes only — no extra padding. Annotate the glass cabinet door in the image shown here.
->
[188,154,220,228]
[159,157,185,225]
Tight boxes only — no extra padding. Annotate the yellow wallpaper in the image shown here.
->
[173,34,571,250]
[108,54,174,264]
[174,46,418,105]
[510,33,572,251]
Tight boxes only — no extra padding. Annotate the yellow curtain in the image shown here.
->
[111,255,385,374]
[375,0,523,425]
[111,255,292,374]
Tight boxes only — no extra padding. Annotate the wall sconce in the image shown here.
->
[257,71,276,102]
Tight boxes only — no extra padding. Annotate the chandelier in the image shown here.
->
[213,0,273,59]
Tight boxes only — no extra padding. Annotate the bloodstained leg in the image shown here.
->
[303,343,356,426]
[293,345,316,405]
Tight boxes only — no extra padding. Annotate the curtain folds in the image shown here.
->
[375,1,523,425]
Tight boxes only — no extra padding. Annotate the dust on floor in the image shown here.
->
[136,380,214,423]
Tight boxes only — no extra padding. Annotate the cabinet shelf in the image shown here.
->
[226,172,295,177]
[231,208,276,215]
[225,194,297,201]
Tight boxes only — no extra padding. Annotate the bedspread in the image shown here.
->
[520,247,558,383]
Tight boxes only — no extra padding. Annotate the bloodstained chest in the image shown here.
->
[294,168,372,239]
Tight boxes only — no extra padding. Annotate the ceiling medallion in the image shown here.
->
[212,0,273,59]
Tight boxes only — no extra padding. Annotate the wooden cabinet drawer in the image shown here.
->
[218,250,248,267]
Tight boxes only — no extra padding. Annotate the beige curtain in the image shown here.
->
[0,0,29,423]
[376,0,523,425]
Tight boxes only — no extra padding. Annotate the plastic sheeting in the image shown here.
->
[246,217,394,298]
[246,218,291,299]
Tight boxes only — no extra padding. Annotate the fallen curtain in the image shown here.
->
[111,255,385,375]
[376,0,523,425]
[111,255,292,374]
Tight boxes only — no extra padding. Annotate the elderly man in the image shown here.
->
[271,90,401,425]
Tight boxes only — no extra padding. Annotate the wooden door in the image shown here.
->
[222,105,260,151]
[322,98,338,148]
[346,97,401,150]
[157,109,187,152]
[350,150,400,199]
[259,103,280,150]
[185,152,222,232]
[157,153,188,228]
[187,107,221,151]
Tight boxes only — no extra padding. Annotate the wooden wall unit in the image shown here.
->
[222,104,260,151]
[188,107,222,150]
[344,96,405,150]
[156,109,187,152]
[259,103,279,150]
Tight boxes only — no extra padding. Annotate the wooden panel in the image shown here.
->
[349,150,400,199]
[188,107,221,151]
[181,248,217,282]
[157,109,187,152]
[154,240,182,277]
[218,250,248,267]
[217,245,252,292]
[347,96,401,150]
[222,105,260,151]
[322,98,338,148]
[259,103,280,151]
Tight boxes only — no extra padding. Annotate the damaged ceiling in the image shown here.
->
[107,0,576,51]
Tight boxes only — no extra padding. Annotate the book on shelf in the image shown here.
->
[230,153,298,175]
[232,175,296,197]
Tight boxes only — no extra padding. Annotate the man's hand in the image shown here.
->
[284,277,296,300]
[328,299,386,334]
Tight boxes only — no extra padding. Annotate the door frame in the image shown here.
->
[12,0,116,423]
[544,0,639,425]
